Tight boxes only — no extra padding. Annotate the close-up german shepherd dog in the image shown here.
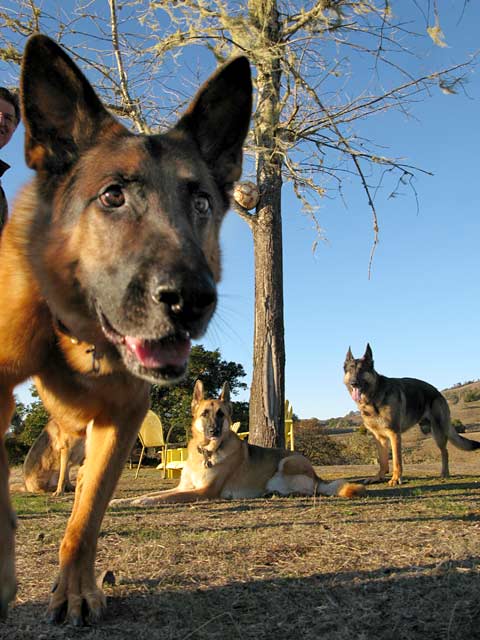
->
[110,380,366,507]
[344,344,480,486]
[0,34,252,623]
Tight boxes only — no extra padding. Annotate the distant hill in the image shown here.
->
[442,380,480,429]
[313,380,480,433]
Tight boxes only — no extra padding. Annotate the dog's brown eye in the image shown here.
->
[193,193,211,218]
[100,185,125,208]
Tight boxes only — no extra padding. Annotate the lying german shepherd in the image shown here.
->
[344,344,480,486]
[23,419,86,495]
[0,35,251,623]
[111,380,366,507]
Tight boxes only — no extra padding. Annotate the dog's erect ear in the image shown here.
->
[192,379,205,415]
[21,34,122,174]
[363,343,373,363]
[219,382,232,417]
[345,347,354,362]
[219,382,231,404]
[175,56,252,189]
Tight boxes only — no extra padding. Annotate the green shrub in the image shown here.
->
[341,431,377,464]
[463,389,480,403]
[5,436,30,465]
[451,418,466,433]
[19,400,49,447]
[294,421,377,465]
[294,426,346,465]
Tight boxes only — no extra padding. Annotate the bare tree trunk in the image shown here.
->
[249,178,285,448]
[247,0,285,448]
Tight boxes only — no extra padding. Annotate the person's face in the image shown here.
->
[0,97,17,149]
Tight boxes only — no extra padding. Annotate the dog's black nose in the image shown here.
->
[151,275,216,320]
[152,286,183,312]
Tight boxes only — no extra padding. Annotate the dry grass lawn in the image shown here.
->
[3,453,480,640]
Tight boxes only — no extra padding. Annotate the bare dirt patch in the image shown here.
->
[3,456,480,640]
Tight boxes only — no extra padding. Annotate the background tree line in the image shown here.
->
[6,346,249,463]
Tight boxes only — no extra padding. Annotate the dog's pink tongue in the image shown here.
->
[124,336,191,369]
[351,387,361,403]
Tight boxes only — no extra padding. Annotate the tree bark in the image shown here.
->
[248,184,285,448]
[247,0,285,448]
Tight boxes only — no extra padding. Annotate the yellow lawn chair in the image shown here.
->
[135,410,172,479]
[230,421,242,433]
[160,447,189,479]
[284,399,294,451]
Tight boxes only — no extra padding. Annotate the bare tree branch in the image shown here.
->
[108,0,149,133]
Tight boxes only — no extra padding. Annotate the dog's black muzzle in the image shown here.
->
[206,413,224,438]
[206,426,222,438]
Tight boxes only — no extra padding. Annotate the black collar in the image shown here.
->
[197,441,223,467]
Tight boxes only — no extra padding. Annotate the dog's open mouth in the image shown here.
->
[97,309,191,378]
[350,387,362,403]
[123,334,191,370]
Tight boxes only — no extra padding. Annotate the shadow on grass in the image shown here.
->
[366,479,480,499]
[5,557,480,640]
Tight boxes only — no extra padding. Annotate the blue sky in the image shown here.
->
[1,3,479,420]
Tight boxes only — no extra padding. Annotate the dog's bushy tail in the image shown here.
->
[315,477,366,498]
[432,396,480,452]
[448,426,480,451]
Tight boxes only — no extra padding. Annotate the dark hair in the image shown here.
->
[0,87,20,124]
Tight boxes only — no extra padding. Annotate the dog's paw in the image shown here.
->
[131,496,157,507]
[110,495,158,508]
[109,497,131,507]
[110,497,149,508]
[48,569,106,626]
[388,477,402,487]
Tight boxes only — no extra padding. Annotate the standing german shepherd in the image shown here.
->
[0,35,251,623]
[111,380,366,507]
[344,344,480,486]
[23,419,86,496]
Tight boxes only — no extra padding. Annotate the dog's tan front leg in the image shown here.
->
[129,487,215,506]
[48,403,147,626]
[0,387,17,619]
[53,445,69,497]
[364,434,389,484]
[388,431,403,486]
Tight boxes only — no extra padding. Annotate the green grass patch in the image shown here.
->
[12,492,72,516]
[5,464,480,640]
